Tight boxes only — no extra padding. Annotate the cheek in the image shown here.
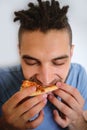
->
[21,61,36,79]
[56,63,70,82]
[63,64,70,82]
[62,67,70,81]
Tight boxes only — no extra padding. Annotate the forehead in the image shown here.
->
[20,30,70,59]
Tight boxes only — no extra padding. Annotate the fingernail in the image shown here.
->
[53,110,58,115]
[56,82,62,87]
[31,86,36,91]
[41,110,44,115]
[43,94,47,98]
[43,98,47,104]
[49,94,53,99]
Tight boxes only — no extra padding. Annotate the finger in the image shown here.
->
[5,87,36,109]
[48,94,75,120]
[56,82,84,105]
[15,94,47,116]
[25,110,44,129]
[83,110,87,121]
[55,89,83,112]
[22,98,47,121]
[53,110,70,128]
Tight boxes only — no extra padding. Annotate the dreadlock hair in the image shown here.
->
[14,0,72,46]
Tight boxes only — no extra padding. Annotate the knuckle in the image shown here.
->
[62,121,69,128]
[61,123,68,128]
[7,117,12,124]
[72,87,78,95]
[67,96,73,103]
[2,103,10,114]
[2,104,6,112]
[29,111,35,118]
[29,122,36,129]
[14,93,22,101]
[57,118,70,128]
[61,104,68,113]
[39,100,46,109]
[31,123,37,129]
[37,95,45,101]
[28,113,44,129]
[82,98,85,105]
[37,96,42,101]
[23,101,30,109]
[6,114,15,125]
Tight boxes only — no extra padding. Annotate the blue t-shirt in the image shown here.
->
[0,63,87,130]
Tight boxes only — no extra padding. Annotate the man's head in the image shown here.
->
[14,0,74,86]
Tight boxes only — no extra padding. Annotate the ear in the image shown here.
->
[70,44,75,58]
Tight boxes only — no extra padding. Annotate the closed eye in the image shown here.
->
[24,59,38,65]
[53,61,65,66]
[52,55,68,66]
[22,55,41,65]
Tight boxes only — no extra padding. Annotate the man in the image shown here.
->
[0,0,87,130]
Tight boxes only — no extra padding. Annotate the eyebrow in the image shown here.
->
[22,55,40,62]
[22,54,69,62]
[53,55,69,60]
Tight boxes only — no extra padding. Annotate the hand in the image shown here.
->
[83,110,87,121]
[48,82,86,130]
[1,87,47,130]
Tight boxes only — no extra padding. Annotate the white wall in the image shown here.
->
[0,0,87,71]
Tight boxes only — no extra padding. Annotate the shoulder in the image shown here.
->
[70,63,86,70]
[70,63,87,76]
[0,65,24,100]
[66,63,87,87]
[0,64,21,74]
[0,64,24,84]
[0,65,23,79]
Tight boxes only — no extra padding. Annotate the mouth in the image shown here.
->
[29,75,62,87]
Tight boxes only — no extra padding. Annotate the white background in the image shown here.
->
[0,0,87,71]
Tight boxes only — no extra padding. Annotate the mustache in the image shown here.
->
[29,74,62,86]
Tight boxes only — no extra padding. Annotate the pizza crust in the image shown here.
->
[20,80,58,96]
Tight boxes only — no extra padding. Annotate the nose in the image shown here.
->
[36,65,57,86]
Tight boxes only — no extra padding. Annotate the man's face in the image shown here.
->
[19,30,74,86]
